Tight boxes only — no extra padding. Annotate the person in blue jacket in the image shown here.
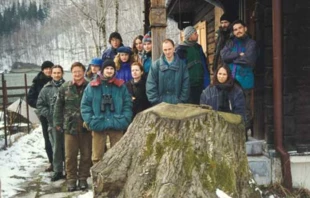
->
[200,65,245,121]
[114,46,133,83]
[101,32,123,62]
[146,39,189,105]
[220,19,257,130]
[80,59,132,164]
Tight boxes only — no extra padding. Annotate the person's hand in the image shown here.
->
[55,126,63,133]
[240,52,245,56]
[83,122,90,131]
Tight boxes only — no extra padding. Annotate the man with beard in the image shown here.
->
[221,20,257,132]
[81,60,132,165]
[212,13,233,72]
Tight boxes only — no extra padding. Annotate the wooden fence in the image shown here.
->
[0,73,30,148]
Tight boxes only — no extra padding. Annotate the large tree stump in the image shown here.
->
[91,103,261,198]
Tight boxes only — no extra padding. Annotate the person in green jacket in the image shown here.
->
[146,39,189,105]
[54,62,91,192]
[37,65,65,182]
[81,59,132,165]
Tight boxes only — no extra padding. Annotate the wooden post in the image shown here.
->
[1,74,8,148]
[24,74,30,134]
[149,0,167,61]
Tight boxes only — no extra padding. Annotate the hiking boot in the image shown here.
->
[51,172,64,182]
[45,164,53,172]
[78,180,88,190]
[67,180,77,192]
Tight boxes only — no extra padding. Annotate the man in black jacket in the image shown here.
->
[27,61,54,171]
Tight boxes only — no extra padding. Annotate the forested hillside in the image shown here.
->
[0,0,179,71]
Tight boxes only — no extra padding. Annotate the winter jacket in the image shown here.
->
[36,80,65,127]
[126,78,151,118]
[53,80,88,135]
[200,84,245,121]
[213,28,231,72]
[146,53,190,105]
[116,62,132,83]
[176,42,210,88]
[81,77,132,132]
[27,71,52,108]
[101,44,124,62]
[220,36,257,89]
[141,51,152,76]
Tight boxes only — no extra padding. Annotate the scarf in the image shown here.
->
[183,40,197,47]
[215,80,234,113]
[52,78,65,87]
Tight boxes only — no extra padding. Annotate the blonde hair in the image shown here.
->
[114,53,134,71]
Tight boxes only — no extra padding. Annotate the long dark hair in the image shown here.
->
[212,65,233,86]
[132,35,143,54]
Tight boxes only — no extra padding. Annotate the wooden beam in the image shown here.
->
[150,0,167,60]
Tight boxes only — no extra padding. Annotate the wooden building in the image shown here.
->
[144,0,310,188]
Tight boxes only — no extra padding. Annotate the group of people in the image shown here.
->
[26,13,257,192]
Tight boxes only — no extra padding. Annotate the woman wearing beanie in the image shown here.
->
[85,58,103,81]
[114,46,134,83]
[27,60,54,172]
[37,65,66,182]
[141,31,152,77]
[132,35,144,63]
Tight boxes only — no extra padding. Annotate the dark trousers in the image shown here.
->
[244,89,253,129]
[40,116,53,164]
[189,85,204,105]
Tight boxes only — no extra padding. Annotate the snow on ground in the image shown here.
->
[0,126,93,198]
[216,188,232,198]
[0,127,46,197]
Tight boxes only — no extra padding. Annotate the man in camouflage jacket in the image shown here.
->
[54,62,92,192]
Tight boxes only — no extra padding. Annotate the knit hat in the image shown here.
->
[89,58,103,68]
[109,32,123,44]
[117,46,132,55]
[41,61,54,71]
[142,31,152,43]
[102,59,116,70]
[183,26,196,41]
[220,13,233,23]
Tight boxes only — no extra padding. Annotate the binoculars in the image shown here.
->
[101,94,115,112]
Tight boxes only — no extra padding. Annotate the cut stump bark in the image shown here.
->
[91,103,261,198]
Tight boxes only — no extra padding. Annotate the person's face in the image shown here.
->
[103,66,115,78]
[233,23,247,38]
[72,66,84,82]
[188,31,198,42]
[143,42,152,52]
[217,67,228,83]
[51,68,63,81]
[220,20,230,30]
[91,65,100,74]
[110,38,121,49]
[131,65,143,80]
[120,53,130,62]
[135,39,143,52]
[162,42,175,60]
[42,68,52,77]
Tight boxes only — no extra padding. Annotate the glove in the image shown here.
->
[83,122,90,131]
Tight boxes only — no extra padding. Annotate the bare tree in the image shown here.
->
[68,0,114,56]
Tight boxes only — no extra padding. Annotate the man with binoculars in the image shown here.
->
[81,59,132,164]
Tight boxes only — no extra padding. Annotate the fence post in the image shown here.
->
[1,73,8,148]
[24,74,30,134]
